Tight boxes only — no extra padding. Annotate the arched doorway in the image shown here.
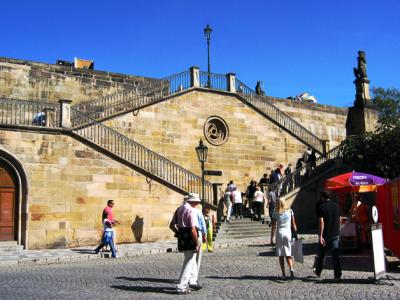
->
[0,148,28,247]
[0,163,16,240]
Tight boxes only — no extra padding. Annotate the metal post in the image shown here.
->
[201,160,205,207]
[204,24,212,88]
[207,38,211,88]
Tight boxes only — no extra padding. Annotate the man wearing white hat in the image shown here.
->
[170,193,202,294]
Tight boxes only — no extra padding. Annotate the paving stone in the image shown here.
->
[0,239,399,299]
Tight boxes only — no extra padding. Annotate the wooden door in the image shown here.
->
[0,188,15,240]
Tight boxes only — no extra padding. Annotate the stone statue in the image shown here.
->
[353,50,371,108]
[353,50,367,80]
[255,81,265,96]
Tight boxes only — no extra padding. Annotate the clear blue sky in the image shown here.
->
[1,0,399,107]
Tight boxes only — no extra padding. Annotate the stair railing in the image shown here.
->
[71,71,193,128]
[267,144,342,197]
[0,97,60,128]
[71,68,325,155]
[235,79,325,153]
[71,107,213,202]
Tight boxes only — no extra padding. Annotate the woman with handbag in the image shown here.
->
[271,197,298,280]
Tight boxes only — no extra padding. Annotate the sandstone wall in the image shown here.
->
[269,97,348,149]
[104,91,340,193]
[0,129,182,249]
[0,57,160,104]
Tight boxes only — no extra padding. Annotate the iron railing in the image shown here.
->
[235,79,325,153]
[0,98,60,128]
[71,69,324,155]
[199,71,227,91]
[268,144,342,197]
[71,71,193,128]
[163,71,191,94]
[71,107,213,202]
[71,80,167,126]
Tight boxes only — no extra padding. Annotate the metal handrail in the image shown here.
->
[71,69,324,155]
[162,71,191,94]
[0,97,60,127]
[71,71,191,128]
[71,86,168,128]
[72,79,165,113]
[71,107,213,202]
[235,79,324,153]
[267,144,342,197]
[199,71,227,91]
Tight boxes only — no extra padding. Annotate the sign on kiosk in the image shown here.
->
[371,223,386,280]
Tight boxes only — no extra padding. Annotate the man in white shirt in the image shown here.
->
[253,186,266,222]
[232,187,243,219]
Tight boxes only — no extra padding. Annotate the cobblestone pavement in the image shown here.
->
[0,241,399,300]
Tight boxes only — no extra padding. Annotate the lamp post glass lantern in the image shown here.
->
[203,24,212,88]
[195,139,208,205]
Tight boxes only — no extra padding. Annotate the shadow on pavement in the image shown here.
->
[258,243,317,257]
[70,249,96,254]
[116,277,176,284]
[206,275,282,282]
[315,278,377,285]
[111,285,176,294]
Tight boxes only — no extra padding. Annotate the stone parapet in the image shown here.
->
[0,57,162,104]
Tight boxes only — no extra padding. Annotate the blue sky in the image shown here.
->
[1,0,399,107]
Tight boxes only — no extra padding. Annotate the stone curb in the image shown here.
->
[0,234,317,266]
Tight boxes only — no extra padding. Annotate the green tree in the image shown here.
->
[371,87,400,128]
[340,87,400,179]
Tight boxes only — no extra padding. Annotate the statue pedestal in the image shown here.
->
[346,106,378,136]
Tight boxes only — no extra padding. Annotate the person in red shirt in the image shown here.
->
[95,200,119,254]
[102,200,119,224]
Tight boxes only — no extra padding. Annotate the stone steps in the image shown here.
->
[215,217,271,242]
[0,241,24,251]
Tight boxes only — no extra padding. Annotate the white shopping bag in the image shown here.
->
[291,239,304,263]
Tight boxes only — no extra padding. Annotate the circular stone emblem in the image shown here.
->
[204,116,229,146]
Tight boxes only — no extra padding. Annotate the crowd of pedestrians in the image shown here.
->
[166,189,342,294]
[91,146,336,295]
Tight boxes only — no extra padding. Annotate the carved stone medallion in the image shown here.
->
[204,116,229,146]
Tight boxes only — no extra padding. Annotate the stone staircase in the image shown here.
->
[215,217,271,244]
[69,107,215,205]
[70,69,326,155]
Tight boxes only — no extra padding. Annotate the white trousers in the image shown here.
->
[176,250,197,291]
[226,203,232,220]
[189,235,202,285]
[176,236,202,291]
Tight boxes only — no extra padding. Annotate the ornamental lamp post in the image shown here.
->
[203,24,212,88]
[195,139,208,207]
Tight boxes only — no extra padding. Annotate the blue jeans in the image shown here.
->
[95,237,117,258]
[315,236,342,279]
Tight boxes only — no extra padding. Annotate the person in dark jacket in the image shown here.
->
[246,180,257,211]
[314,192,342,281]
[258,173,269,192]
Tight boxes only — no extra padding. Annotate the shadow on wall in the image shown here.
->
[131,215,144,243]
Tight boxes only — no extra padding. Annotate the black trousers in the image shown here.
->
[234,203,243,217]
[254,201,263,221]
[315,237,342,279]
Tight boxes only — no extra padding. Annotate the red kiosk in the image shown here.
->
[324,172,386,250]
[377,177,400,258]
